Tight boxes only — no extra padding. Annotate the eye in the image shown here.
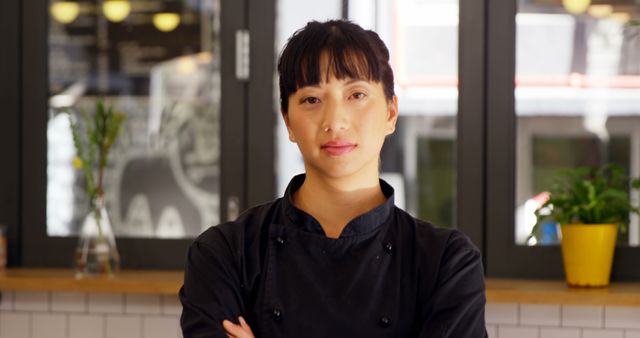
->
[301,96,320,105]
[350,92,367,100]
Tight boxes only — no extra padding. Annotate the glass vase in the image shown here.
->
[75,196,120,277]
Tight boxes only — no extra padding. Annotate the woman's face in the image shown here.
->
[284,70,398,183]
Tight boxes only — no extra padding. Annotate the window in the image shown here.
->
[487,0,640,279]
[17,0,275,269]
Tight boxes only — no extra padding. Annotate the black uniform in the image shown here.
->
[180,174,486,337]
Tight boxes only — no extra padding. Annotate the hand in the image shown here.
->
[222,316,255,338]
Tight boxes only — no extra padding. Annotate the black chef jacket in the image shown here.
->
[180,174,486,338]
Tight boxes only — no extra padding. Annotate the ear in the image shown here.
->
[282,112,297,143]
[385,96,399,135]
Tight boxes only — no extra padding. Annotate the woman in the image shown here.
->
[180,20,486,338]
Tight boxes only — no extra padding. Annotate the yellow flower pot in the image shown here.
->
[560,224,617,287]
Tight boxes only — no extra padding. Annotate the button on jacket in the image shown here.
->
[180,174,486,337]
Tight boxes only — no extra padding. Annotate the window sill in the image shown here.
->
[486,278,640,307]
[1,271,638,305]
[0,268,182,295]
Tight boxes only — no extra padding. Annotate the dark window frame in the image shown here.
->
[0,0,21,267]
[14,0,275,269]
[8,0,638,276]
[484,0,640,280]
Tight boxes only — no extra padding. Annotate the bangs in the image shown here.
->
[282,28,382,91]
[278,20,394,113]
[297,47,379,88]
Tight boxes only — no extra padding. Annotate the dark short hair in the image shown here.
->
[277,20,395,114]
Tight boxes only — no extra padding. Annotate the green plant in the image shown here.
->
[534,164,640,233]
[67,98,125,276]
[67,99,126,208]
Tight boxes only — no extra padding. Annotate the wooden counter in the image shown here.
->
[486,278,640,307]
[1,270,639,306]
[0,268,182,295]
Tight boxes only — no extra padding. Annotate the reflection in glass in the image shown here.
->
[47,0,221,239]
[514,0,640,246]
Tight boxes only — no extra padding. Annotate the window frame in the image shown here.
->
[16,0,275,269]
[0,0,21,267]
[484,0,640,280]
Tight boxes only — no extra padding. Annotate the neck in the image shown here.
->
[293,171,387,238]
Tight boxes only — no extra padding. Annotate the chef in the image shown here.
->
[180,19,486,338]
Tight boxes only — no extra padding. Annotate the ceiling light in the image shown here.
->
[609,12,631,23]
[562,0,591,14]
[102,0,131,23]
[588,5,613,18]
[153,13,180,32]
[50,1,80,24]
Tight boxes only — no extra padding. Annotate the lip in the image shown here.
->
[321,140,357,156]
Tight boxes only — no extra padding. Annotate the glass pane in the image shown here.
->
[275,0,459,229]
[274,0,342,195]
[514,1,640,246]
[362,0,459,227]
[47,0,221,239]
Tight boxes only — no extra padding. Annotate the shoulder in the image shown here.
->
[193,198,283,252]
[393,207,480,264]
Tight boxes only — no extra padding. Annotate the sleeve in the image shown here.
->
[417,231,487,338]
[179,229,246,338]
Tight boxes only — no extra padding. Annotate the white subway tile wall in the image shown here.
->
[4,294,640,338]
[0,312,30,338]
[486,303,519,325]
[143,316,181,338]
[51,292,86,313]
[520,304,561,326]
[540,327,581,338]
[105,315,143,338]
[162,295,183,316]
[14,291,49,312]
[69,314,104,338]
[0,291,182,338]
[498,326,539,338]
[0,291,14,311]
[125,294,162,315]
[486,303,640,338]
[562,305,605,328]
[582,329,624,338]
[88,293,124,314]
[604,306,640,329]
[32,313,66,338]
[626,330,640,338]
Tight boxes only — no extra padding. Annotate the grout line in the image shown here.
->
[47,291,52,312]
[103,313,107,338]
[28,311,33,338]
[65,312,70,338]
[85,293,89,314]
[123,293,128,315]
[85,292,89,314]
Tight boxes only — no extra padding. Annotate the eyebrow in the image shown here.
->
[298,78,367,90]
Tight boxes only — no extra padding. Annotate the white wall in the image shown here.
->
[3,291,640,337]
[486,303,640,338]
[0,291,181,338]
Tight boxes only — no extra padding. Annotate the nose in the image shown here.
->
[321,97,349,132]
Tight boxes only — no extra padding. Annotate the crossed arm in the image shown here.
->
[180,228,486,338]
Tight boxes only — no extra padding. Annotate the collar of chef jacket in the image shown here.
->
[282,174,395,238]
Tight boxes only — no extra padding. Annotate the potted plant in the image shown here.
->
[534,163,640,287]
